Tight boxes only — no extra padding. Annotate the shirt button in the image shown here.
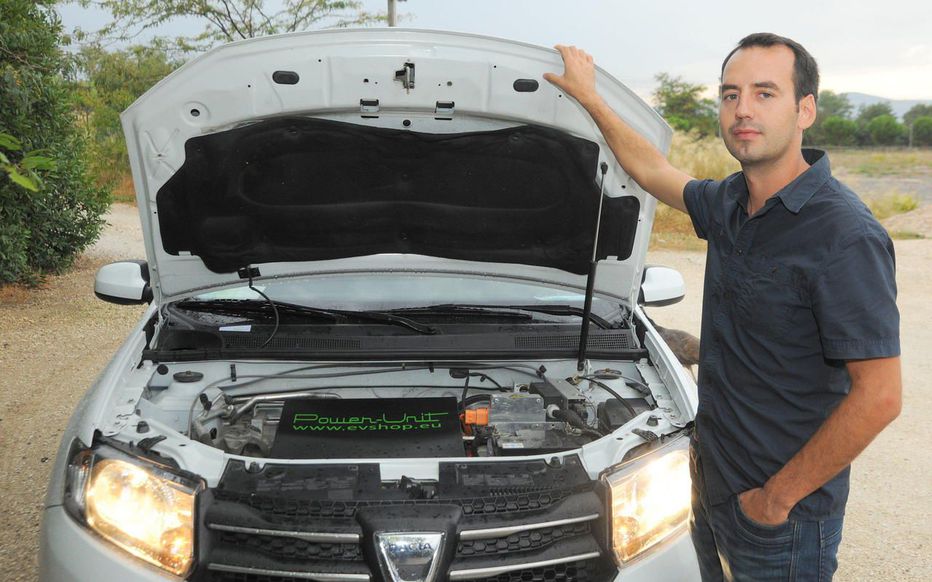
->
[736,249,744,256]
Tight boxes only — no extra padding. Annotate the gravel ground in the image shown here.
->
[834,169,932,206]
[882,204,932,238]
[1,203,929,581]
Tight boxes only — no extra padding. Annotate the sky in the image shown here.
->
[58,0,932,101]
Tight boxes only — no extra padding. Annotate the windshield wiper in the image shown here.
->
[390,304,612,329]
[503,304,614,329]
[388,305,534,322]
[173,299,438,335]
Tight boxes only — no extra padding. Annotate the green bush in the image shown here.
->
[866,114,905,146]
[0,1,109,285]
[0,131,56,191]
[912,116,932,146]
[820,116,859,146]
[75,44,179,187]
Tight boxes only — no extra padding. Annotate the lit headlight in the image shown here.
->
[602,435,691,564]
[65,445,202,577]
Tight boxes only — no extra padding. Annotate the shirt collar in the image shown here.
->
[777,149,831,214]
[727,149,831,215]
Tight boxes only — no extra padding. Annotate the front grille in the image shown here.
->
[208,574,290,582]
[211,490,359,519]
[191,458,614,582]
[216,531,362,561]
[201,558,608,582]
[202,558,608,582]
[211,488,573,519]
[458,523,592,557]
[207,573,317,582]
[468,558,605,582]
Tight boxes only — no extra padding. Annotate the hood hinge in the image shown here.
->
[434,101,455,119]
[360,98,380,117]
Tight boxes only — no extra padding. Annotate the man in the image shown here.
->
[545,33,901,581]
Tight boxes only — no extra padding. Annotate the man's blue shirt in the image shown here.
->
[683,149,900,520]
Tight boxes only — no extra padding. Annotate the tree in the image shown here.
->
[0,0,109,284]
[857,102,895,124]
[652,73,718,138]
[820,117,858,146]
[903,104,932,127]
[912,116,932,146]
[818,91,853,120]
[866,114,905,146]
[83,0,385,52]
[854,103,896,146]
[806,91,853,145]
[75,44,180,185]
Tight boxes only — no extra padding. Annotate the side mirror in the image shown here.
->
[639,265,685,307]
[94,260,153,304]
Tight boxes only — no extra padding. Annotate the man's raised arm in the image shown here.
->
[544,45,693,213]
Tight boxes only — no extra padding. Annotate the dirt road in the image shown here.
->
[0,203,929,580]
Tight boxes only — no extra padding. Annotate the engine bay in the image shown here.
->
[134,360,666,460]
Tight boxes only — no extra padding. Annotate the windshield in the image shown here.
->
[191,273,622,318]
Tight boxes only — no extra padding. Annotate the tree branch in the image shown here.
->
[215,0,248,40]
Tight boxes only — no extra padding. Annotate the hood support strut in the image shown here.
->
[577,162,609,372]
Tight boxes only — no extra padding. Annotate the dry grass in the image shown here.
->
[0,284,39,306]
[649,205,707,251]
[667,131,740,181]
[889,230,925,240]
[827,148,932,177]
[111,172,137,204]
[867,192,920,220]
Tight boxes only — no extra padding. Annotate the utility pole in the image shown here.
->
[388,0,406,27]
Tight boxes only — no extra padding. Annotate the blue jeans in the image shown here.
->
[688,440,844,582]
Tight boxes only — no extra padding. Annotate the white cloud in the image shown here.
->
[823,62,932,100]
[902,44,932,62]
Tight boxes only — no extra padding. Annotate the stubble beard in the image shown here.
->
[721,122,797,170]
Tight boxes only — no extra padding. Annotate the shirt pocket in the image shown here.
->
[732,257,806,335]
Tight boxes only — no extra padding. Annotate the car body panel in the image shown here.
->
[121,28,671,306]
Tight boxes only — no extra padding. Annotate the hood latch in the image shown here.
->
[395,61,415,92]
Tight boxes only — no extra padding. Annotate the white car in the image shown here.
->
[39,29,700,582]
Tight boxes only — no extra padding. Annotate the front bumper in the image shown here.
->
[39,505,698,582]
[615,532,699,581]
[39,505,181,582]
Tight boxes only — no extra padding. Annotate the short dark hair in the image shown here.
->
[721,33,820,104]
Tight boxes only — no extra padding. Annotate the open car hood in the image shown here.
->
[122,29,671,305]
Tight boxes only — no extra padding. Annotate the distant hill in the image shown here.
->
[843,92,932,120]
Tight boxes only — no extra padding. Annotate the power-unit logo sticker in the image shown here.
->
[292,411,449,432]
[271,397,463,458]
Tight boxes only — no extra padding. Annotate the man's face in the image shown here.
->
[719,45,814,166]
